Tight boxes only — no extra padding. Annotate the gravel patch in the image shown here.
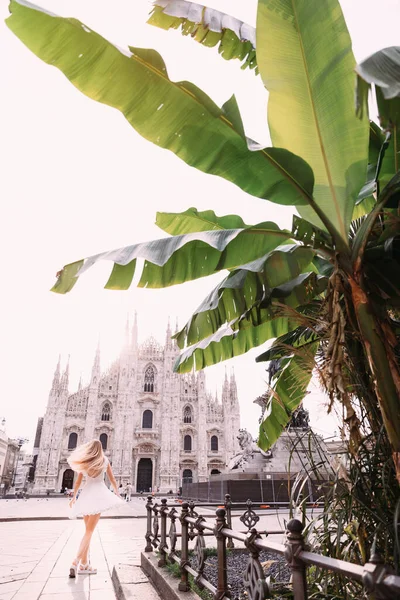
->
[192,549,291,599]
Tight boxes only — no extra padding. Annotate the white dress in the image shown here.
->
[69,457,125,518]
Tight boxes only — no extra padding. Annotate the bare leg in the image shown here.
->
[76,513,101,566]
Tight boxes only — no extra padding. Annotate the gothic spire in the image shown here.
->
[172,317,180,348]
[230,367,238,403]
[165,316,172,350]
[124,314,130,348]
[51,355,61,392]
[60,355,70,393]
[131,311,138,350]
[222,367,229,402]
[197,368,205,382]
[91,341,100,385]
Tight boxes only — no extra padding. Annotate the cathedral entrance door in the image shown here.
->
[62,469,74,490]
[137,458,153,492]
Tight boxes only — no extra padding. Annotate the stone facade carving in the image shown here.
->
[33,315,241,493]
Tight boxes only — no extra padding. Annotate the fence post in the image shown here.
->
[178,502,190,592]
[363,541,396,599]
[214,508,231,599]
[284,518,307,600]
[158,498,168,567]
[224,494,235,550]
[144,495,153,552]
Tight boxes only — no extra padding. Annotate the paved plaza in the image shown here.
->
[0,497,150,521]
[0,498,149,600]
[0,497,296,600]
[0,517,147,600]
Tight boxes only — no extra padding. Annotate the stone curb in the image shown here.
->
[112,562,162,600]
[141,552,201,600]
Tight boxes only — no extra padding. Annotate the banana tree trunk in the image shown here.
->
[349,277,400,481]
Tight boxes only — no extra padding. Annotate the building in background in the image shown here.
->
[33,314,241,494]
[1,439,19,494]
[31,417,43,483]
[0,423,8,494]
[14,451,34,492]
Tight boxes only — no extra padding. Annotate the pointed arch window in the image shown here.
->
[183,406,192,424]
[184,435,192,452]
[144,366,155,393]
[100,433,108,450]
[142,410,153,429]
[68,432,77,450]
[101,402,111,422]
[211,435,219,452]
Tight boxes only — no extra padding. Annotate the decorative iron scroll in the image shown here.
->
[244,529,271,600]
[168,508,178,558]
[152,504,159,547]
[243,557,271,600]
[240,499,260,530]
[188,501,199,541]
[194,516,207,589]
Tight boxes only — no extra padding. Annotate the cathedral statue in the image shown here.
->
[227,427,273,471]
[237,429,254,455]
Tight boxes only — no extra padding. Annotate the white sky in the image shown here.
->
[1,0,399,449]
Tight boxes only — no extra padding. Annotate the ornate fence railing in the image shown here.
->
[144,495,400,600]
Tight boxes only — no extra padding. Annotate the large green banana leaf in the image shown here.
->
[6,0,314,207]
[351,172,400,265]
[156,207,249,235]
[256,326,320,362]
[174,274,327,371]
[51,222,291,293]
[258,343,318,451]
[174,312,298,373]
[356,48,400,190]
[175,244,315,347]
[375,88,400,190]
[256,0,369,242]
[148,0,257,73]
[356,46,400,101]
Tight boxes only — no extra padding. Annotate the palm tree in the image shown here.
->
[6,0,400,478]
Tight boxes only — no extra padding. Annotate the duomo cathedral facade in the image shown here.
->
[33,315,241,493]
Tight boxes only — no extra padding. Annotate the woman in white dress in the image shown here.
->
[67,439,125,577]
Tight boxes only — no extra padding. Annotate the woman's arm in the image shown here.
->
[69,472,83,507]
[107,463,121,497]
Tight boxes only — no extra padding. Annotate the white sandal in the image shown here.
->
[69,559,79,578]
[79,563,97,574]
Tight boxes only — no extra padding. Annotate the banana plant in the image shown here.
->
[6,0,400,478]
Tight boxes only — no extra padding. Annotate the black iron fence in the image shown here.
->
[144,495,400,600]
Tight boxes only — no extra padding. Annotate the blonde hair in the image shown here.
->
[67,439,105,478]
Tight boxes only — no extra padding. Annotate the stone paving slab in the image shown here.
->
[0,518,149,600]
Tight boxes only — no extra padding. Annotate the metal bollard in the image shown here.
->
[144,495,153,552]
[178,502,190,592]
[284,519,307,600]
[158,498,168,567]
[224,494,235,550]
[214,508,231,599]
